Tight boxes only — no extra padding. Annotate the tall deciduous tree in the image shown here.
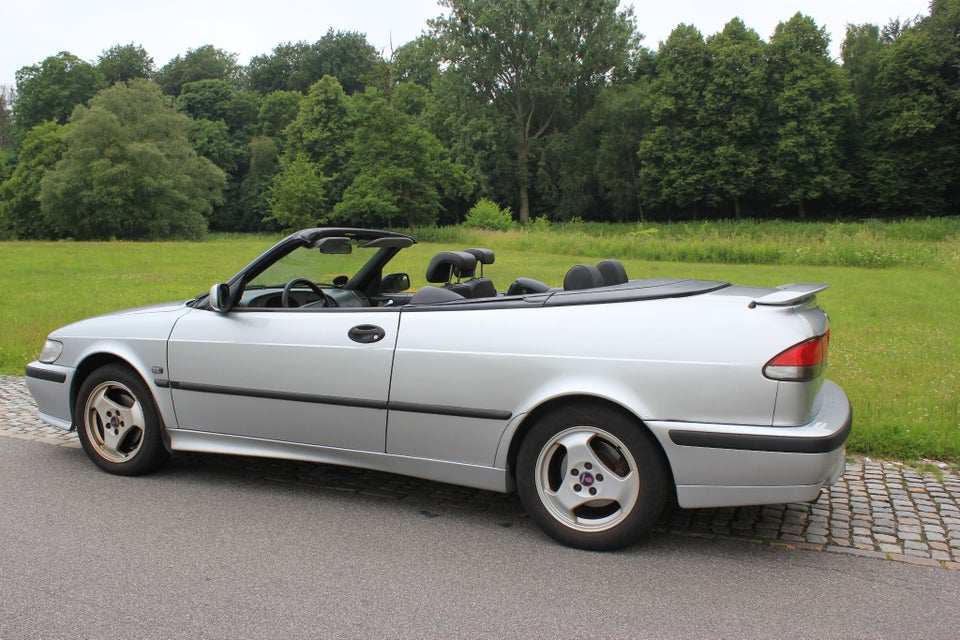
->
[433,0,637,223]
[0,85,15,149]
[155,45,241,96]
[0,121,65,238]
[14,52,106,134]
[637,25,713,217]
[98,43,154,84]
[333,96,473,227]
[765,13,855,217]
[862,25,960,214]
[246,31,379,95]
[702,19,767,218]
[40,80,225,239]
[268,76,352,226]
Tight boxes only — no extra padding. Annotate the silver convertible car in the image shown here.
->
[26,227,851,550]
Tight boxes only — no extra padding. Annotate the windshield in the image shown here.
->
[247,242,374,290]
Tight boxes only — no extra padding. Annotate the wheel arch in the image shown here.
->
[69,353,171,451]
[504,394,676,496]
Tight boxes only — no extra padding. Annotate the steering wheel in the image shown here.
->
[281,278,335,308]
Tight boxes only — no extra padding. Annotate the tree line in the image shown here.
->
[1,0,958,240]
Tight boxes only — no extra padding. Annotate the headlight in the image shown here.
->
[38,340,64,363]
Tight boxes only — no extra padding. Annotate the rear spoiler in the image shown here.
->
[749,283,830,308]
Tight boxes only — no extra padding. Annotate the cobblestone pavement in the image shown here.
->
[4,375,958,569]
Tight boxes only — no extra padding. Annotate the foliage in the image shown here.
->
[246,30,379,95]
[268,77,351,223]
[462,198,515,231]
[98,43,154,84]
[4,3,960,231]
[637,25,713,216]
[764,14,856,217]
[154,45,242,96]
[859,7,960,216]
[257,90,302,140]
[39,80,225,239]
[333,97,474,227]
[266,156,330,229]
[13,52,106,134]
[432,0,637,223]
[0,121,65,238]
[0,85,17,148]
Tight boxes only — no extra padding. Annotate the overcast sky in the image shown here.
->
[2,1,932,88]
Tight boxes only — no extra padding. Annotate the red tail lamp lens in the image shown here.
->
[764,331,829,381]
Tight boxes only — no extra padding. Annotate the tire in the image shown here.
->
[74,364,169,476]
[516,404,668,550]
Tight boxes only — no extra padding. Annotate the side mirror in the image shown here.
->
[382,273,411,293]
[209,283,231,312]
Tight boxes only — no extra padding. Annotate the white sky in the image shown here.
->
[2,1,932,88]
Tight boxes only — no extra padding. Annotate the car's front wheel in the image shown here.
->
[516,405,668,550]
[75,364,169,475]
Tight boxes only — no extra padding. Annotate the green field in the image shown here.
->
[2,220,958,463]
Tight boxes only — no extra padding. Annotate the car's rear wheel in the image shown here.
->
[516,405,668,550]
[75,364,169,476]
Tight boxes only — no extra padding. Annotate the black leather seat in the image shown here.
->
[461,248,497,298]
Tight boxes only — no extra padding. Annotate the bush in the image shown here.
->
[463,198,516,231]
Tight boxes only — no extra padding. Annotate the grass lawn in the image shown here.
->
[1,223,957,463]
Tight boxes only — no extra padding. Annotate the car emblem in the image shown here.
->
[580,472,595,487]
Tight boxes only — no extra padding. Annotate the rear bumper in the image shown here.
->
[648,380,851,509]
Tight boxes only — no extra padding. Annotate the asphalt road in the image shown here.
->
[3,435,959,640]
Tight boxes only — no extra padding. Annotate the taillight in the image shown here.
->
[763,331,830,381]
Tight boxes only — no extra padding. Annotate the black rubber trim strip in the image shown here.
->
[164,380,511,421]
[166,380,387,410]
[668,412,852,454]
[388,402,512,421]
[25,365,67,384]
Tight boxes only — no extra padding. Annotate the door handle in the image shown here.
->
[348,324,386,344]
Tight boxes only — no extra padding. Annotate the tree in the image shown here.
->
[553,80,651,221]
[258,90,302,140]
[238,135,281,231]
[433,0,637,223]
[176,79,259,135]
[764,14,855,217]
[702,19,768,218]
[0,85,15,149]
[98,43,154,84]
[861,24,959,215]
[281,76,352,189]
[637,25,714,217]
[39,80,225,239]
[266,157,331,229]
[13,52,106,134]
[246,31,379,95]
[0,121,65,238]
[267,77,352,225]
[155,45,241,96]
[333,96,473,227]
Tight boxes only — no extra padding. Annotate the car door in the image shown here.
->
[165,306,399,452]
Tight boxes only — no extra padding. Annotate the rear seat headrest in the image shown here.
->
[563,264,604,290]
[425,251,478,283]
[596,259,628,286]
[463,248,495,265]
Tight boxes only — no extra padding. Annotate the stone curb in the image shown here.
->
[4,375,958,569]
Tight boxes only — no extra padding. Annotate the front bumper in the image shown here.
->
[25,362,75,430]
[648,380,851,509]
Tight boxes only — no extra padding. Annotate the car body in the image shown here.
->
[26,227,851,549]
